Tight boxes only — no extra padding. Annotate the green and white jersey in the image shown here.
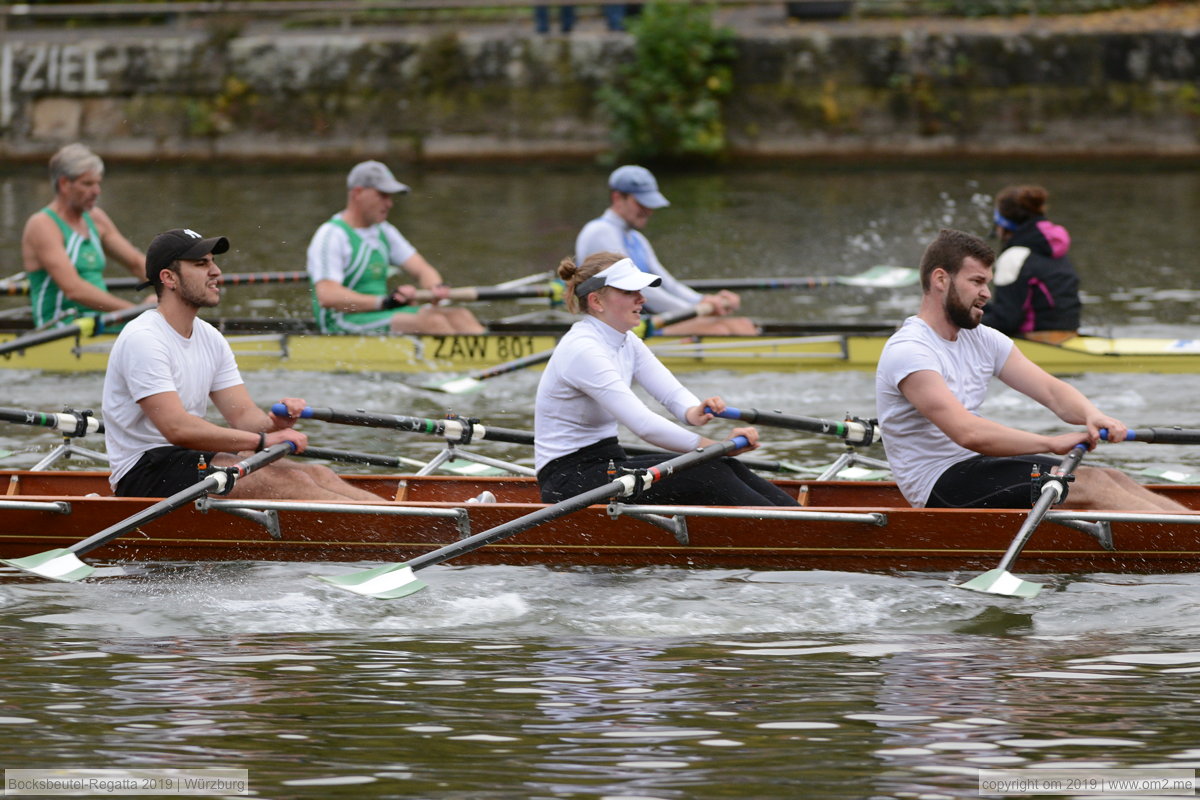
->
[305,215,419,333]
[29,207,108,327]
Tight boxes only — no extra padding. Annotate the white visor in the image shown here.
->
[574,258,662,298]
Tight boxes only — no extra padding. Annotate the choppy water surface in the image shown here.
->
[2,162,1200,797]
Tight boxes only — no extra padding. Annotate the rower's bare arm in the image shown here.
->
[997,347,1125,444]
[900,369,1085,456]
[315,278,385,312]
[138,390,264,453]
[22,214,134,312]
[401,252,445,290]
[91,207,147,279]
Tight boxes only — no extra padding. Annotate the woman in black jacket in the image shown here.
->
[982,185,1081,340]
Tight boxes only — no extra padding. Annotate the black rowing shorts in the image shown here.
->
[116,445,220,498]
[927,454,1065,509]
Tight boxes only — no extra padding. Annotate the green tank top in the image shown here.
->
[313,216,413,334]
[29,208,108,327]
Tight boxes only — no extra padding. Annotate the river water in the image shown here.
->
[1,161,1200,798]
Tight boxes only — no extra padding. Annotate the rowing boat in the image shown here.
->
[3,471,1198,575]
[4,321,1200,374]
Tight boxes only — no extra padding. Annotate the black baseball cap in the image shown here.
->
[138,228,230,291]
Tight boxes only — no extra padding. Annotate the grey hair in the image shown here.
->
[49,143,104,192]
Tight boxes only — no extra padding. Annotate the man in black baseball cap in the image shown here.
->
[137,228,230,292]
[103,228,381,504]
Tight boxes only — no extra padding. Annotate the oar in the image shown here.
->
[279,404,800,474]
[316,435,751,599]
[0,271,26,294]
[1,270,311,295]
[0,406,103,437]
[1,443,295,582]
[685,265,919,292]
[1103,426,1200,444]
[402,283,561,304]
[708,406,879,447]
[423,301,715,395]
[955,444,1087,599]
[0,302,154,357]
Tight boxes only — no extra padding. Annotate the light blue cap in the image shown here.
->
[608,165,670,209]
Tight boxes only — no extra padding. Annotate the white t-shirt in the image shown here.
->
[534,314,702,472]
[102,310,244,490]
[875,316,1014,507]
[306,215,418,285]
[575,209,703,314]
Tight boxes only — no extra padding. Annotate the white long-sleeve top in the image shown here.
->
[575,209,704,314]
[534,314,702,472]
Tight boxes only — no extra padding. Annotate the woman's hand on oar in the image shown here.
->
[1,443,297,583]
[955,444,1088,599]
[315,435,751,600]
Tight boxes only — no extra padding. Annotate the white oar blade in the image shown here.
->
[316,563,428,599]
[422,375,484,395]
[839,265,919,288]
[1,548,95,582]
[955,568,1042,599]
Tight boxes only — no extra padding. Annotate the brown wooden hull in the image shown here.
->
[3,471,1200,575]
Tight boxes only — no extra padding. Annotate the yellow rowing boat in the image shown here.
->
[3,325,1200,374]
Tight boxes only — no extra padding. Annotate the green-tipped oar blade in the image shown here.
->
[838,265,919,288]
[956,568,1043,599]
[316,563,428,599]
[1,548,95,582]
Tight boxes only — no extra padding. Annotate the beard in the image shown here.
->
[945,283,982,330]
[178,281,220,309]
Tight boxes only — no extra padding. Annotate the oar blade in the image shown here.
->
[421,375,484,395]
[955,568,1043,599]
[1,548,95,582]
[838,265,919,288]
[316,562,428,599]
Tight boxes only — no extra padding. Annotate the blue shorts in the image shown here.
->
[927,454,1064,509]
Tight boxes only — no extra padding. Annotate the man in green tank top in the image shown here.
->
[21,143,148,328]
[306,161,484,335]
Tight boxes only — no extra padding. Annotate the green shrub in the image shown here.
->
[597,2,737,163]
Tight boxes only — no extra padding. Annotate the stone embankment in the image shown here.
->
[1,4,1198,162]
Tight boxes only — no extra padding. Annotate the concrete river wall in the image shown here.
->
[1,6,1198,162]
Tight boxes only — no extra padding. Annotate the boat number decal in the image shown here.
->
[433,335,538,360]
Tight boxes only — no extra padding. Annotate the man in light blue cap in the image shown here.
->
[575,165,756,335]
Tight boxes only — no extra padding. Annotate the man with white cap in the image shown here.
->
[533,251,798,507]
[306,160,483,335]
[103,228,381,502]
[574,165,756,336]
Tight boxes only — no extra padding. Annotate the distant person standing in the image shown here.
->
[575,165,756,336]
[306,161,485,335]
[20,143,148,327]
[982,185,1081,341]
[534,3,575,32]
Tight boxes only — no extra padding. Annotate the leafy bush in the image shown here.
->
[597,2,737,163]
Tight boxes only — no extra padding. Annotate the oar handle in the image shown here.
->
[706,405,880,446]
[280,404,535,446]
[1101,427,1200,445]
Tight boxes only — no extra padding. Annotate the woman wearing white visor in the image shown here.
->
[534,252,799,506]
